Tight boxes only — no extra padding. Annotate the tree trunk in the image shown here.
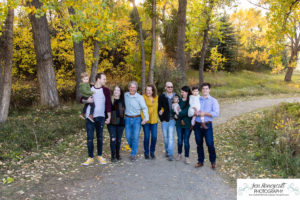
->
[176,0,187,85]
[0,8,14,123]
[199,18,210,86]
[68,7,86,101]
[28,0,59,107]
[148,0,156,84]
[90,40,100,83]
[199,0,214,87]
[132,0,146,92]
[284,49,298,81]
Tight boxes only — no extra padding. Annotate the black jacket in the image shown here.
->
[158,93,177,122]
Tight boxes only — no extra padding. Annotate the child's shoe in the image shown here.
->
[201,122,208,129]
[80,114,85,120]
[87,115,95,123]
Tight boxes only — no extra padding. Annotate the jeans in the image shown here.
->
[86,116,105,158]
[142,123,158,156]
[125,117,142,156]
[194,123,216,164]
[176,126,191,157]
[107,125,124,158]
[161,119,175,156]
[81,96,95,115]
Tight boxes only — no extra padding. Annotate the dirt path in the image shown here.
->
[62,96,300,200]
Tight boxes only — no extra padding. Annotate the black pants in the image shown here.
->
[81,96,95,115]
[107,124,125,158]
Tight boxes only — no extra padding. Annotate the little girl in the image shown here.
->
[172,95,181,115]
[188,86,207,129]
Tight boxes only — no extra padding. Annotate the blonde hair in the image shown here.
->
[80,72,89,79]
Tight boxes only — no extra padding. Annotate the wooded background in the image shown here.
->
[0,0,299,122]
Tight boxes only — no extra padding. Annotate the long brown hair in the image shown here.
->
[145,84,157,98]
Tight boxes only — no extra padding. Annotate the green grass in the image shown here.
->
[0,103,85,161]
[216,103,300,185]
[187,70,300,98]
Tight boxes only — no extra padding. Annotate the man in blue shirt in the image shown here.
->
[194,82,219,169]
[124,81,149,161]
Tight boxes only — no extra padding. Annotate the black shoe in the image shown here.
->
[168,155,174,161]
[145,154,150,159]
[150,153,155,159]
[165,152,168,158]
[111,158,117,162]
[116,155,122,160]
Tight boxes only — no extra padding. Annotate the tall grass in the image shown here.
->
[187,70,300,98]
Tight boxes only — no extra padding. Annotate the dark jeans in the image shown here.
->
[176,126,191,157]
[142,123,158,156]
[81,96,95,115]
[194,123,216,164]
[107,125,124,157]
[86,116,105,158]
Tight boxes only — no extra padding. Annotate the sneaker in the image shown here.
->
[80,114,85,120]
[130,156,136,162]
[165,152,168,158]
[96,156,107,164]
[145,154,150,159]
[87,115,95,123]
[81,157,94,166]
[176,154,182,161]
[184,157,190,164]
[168,155,174,161]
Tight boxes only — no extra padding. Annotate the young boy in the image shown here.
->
[79,72,95,123]
[188,86,207,129]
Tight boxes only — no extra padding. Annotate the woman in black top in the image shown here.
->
[108,86,125,162]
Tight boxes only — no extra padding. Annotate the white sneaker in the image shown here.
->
[184,157,190,164]
[96,156,107,164]
[176,154,182,161]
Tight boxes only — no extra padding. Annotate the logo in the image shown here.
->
[237,179,300,200]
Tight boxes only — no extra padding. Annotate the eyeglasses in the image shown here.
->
[167,86,173,88]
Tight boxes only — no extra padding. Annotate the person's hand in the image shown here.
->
[141,119,148,125]
[159,110,163,115]
[193,107,197,113]
[199,111,205,117]
[174,114,178,119]
[105,117,111,124]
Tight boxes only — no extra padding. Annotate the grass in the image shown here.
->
[0,103,85,161]
[215,103,300,186]
[187,70,300,98]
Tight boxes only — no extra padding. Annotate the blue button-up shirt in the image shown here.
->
[124,92,149,121]
[195,95,219,123]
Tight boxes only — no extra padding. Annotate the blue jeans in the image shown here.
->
[194,123,216,164]
[161,119,175,156]
[86,116,105,158]
[125,117,142,156]
[107,125,124,157]
[176,126,191,157]
[142,123,158,156]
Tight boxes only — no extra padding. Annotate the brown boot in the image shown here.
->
[201,122,208,129]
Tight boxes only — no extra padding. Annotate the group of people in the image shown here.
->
[79,72,219,169]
